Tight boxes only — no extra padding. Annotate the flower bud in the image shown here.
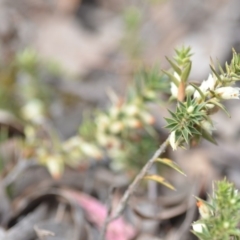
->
[109,121,124,134]
[197,201,212,219]
[187,105,194,113]
[200,120,215,135]
[21,99,45,124]
[124,105,139,117]
[96,115,110,129]
[140,112,155,125]
[80,142,103,159]
[125,118,142,129]
[192,223,207,233]
[97,133,110,147]
[186,85,195,96]
[143,90,156,100]
[215,87,240,99]
[169,131,178,151]
[109,106,121,119]
[45,155,63,179]
[170,82,178,98]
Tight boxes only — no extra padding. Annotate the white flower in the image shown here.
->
[124,105,139,117]
[80,142,103,159]
[187,105,194,113]
[125,118,142,128]
[170,82,178,98]
[197,200,212,219]
[96,115,110,129]
[215,87,240,99]
[186,85,195,96]
[205,103,215,109]
[169,131,178,151]
[192,223,207,233]
[109,106,121,119]
[109,121,124,134]
[200,120,215,135]
[206,74,217,91]
[140,112,155,125]
[21,99,45,123]
[170,72,181,98]
[194,74,217,100]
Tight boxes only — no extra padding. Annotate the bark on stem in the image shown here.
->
[99,136,170,240]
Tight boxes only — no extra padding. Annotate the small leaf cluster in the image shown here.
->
[192,179,240,240]
[165,97,215,147]
[220,49,240,81]
[122,6,143,59]
[174,46,193,66]
[163,46,192,89]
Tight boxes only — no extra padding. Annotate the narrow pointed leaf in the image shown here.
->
[155,158,186,176]
[186,95,191,107]
[164,117,178,124]
[209,100,231,117]
[165,122,178,129]
[201,129,218,145]
[181,62,192,83]
[165,57,181,75]
[217,59,225,75]
[210,64,222,82]
[184,126,192,136]
[162,70,179,87]
[193,196,215,211]
[144,175,175,190]
[168,110,178,119]
[182,128,189,144]
[189,126,202,135]
[189,83,205,100]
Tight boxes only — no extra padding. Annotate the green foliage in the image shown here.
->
[174,46,193,66]
[164,47,240,150]
[122,6,143,59]
[83,65,169,172]
[165,97,208,145]
[192,179,240,240]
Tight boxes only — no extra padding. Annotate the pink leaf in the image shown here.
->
[64,190,136,240]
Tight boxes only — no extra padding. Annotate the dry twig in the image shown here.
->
[99,186,116,240]
[99,136,170,240]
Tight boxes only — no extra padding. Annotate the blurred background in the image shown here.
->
[0,0,240,239]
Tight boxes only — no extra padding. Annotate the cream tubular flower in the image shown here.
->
[200,120,215,135]
[192,223,207,233]
[194,74,216,100]
[215,87,240,99]
[186,85,195,96]
[194,80,208,100]
[169,131,178,151]
[170,82,178,98]
[206,74,217,91]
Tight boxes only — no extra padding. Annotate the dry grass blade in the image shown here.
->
[34,225,55,239]
[155,158,186,176]
[144,174,175,190]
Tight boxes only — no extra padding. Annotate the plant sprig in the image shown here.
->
[192,179,240,240]
[164,47,240,150]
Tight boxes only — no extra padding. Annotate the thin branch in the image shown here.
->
[100,136,169,239]
[99,186,116,240]
[2,159,38,187]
